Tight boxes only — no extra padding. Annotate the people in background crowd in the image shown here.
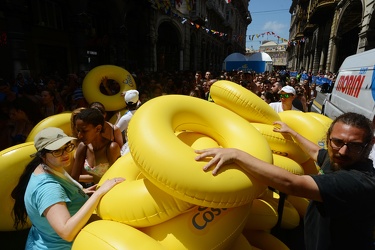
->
[116,90,140,155]
[293,84,308,112]
[269,86,297,113]
[261,91,276,104]
[89,102,123,148]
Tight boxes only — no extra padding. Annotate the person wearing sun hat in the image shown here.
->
[33,127,76,152]
[269,85,299,113]
[116,89,140,155]
[11,127,124,250]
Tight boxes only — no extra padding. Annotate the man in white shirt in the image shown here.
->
[116,90,139,155]
[269,86,298,113]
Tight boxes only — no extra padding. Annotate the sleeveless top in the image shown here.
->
[83,159,110,178]
[83,142,111,180]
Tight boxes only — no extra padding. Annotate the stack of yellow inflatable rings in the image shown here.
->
[0,79,332,249]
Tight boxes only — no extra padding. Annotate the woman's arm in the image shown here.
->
[44,177,124,241]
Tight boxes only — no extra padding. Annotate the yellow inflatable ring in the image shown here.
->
[128,95,272,208]
[97,131,221,227]
[210,80,280,124]
[82,65,136,111]
[242,230,289,250]
[0,142,35,231]
[279,110,327,149]
[305,112,333,131]
[97,151,193,228]
[259,190,300,229]
[251,123,310,164]
[273,154,304,175]
[231,234,253,250]
[26,112,72,142]
[244,198,278,231]
[287,195,310,218]
[72,220,164,250]
[141,203,251,250]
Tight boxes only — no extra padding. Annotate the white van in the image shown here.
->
[322,48,375,124]
[322,49,375,165]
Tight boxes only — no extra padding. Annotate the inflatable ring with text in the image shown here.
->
[82,65,136,111]
[251,122,310,164]
[279,110,327,150]
[141,203,251,250]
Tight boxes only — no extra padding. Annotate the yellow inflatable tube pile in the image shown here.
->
[1,79,333,248]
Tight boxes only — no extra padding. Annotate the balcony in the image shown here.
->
[308,0,339,24]
[303,22,316,36]
[294,32,305,40]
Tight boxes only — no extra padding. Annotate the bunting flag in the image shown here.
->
[147,0,303,46]
[248,32,288,43]
[247,31,305,47]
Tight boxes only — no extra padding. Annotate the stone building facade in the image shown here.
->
[288,0,375,74]
[0,0,251,80]
[258,41,288,70]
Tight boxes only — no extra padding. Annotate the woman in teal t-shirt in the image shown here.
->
[12,127,124,249]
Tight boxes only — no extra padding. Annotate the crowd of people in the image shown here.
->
[5,67,375,249]
[0,69,322,151]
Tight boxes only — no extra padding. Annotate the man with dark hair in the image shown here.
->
[195,112,375,249]
[194,71,203,86]
[270,81,283,101]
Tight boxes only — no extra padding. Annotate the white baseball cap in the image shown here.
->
[124,90,139,104]
[278,86,296,96]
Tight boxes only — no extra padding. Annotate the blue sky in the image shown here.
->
[246,1,292,50]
